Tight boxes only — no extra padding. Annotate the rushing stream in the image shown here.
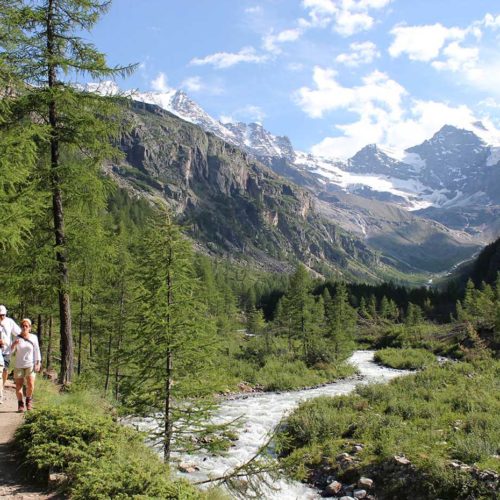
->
[136,351,407,499]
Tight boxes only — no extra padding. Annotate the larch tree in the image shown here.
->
[324,282,356,359]
[126,208,220,462]
[0,0,135,384]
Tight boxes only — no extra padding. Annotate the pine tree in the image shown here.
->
[0,0,135,384]
[278,264,318,359]
[405,302,423,326]
[126,209,219,462]
[0,66,46,250]
[324,283,356,359]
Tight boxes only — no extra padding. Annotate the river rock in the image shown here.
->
[178,462,199,473]
[324,480,342,495]
[339,497,355,500]
[353,489,367,498]
[48,472,68,487]
[358,477,373,489]
[393,455,411,465]
[237,382,254,393]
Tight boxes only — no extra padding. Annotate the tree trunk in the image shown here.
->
[37,314,43,353]
[77,275,85,375]
[104,328,113,393]
[114,285,126,400]
[88,312,93,357]
[47,0,73,386]
[163,249,174,462]
[163,347,173,462]
[46,315,53,370]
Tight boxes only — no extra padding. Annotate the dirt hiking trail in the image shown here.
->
[0,384,60,499]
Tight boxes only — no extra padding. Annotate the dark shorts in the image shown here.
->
[2,355,10,369]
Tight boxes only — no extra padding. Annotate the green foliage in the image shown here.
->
[15,402,204,499]
[323,282,357,359]
[374,348,437,370]
[278,359,500,498]
[123,208,225,459]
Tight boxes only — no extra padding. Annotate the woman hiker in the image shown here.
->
[11,318,41,412]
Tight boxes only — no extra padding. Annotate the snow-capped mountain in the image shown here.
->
[85,82,499,240]
[223,122,295,161]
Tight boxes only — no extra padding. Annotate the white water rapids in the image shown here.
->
[136,351,407,499]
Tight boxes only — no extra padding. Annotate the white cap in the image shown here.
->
[0,305,6,315]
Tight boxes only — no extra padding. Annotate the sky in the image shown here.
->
[86,0,500,159]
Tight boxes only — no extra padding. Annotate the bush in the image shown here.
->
[15,403,208,499]
[374,348,437,370]
[278,359,500,499]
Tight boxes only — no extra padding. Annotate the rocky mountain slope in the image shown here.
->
[112,101,388,281]
[88,82,493,277]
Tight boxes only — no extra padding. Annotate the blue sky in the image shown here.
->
[87,0,500,158]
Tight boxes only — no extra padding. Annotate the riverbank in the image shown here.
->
[12,381,221,499]
[166,351,407,499]
[278,358,500,499]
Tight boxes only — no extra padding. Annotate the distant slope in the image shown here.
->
[316,191,479,273]
[469,237,500,286]
[110,101,391,281]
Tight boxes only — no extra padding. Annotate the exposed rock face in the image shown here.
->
[114,101,381,279]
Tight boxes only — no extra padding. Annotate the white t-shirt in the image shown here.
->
[0,317,21,356]
[13,334,41,369]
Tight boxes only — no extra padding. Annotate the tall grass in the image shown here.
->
[374,347,437,369]
[279,359,500,499]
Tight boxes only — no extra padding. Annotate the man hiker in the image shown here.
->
[0,304,21,390]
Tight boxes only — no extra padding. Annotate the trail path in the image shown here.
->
[0,384,57,499]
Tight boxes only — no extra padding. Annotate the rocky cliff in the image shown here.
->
[112,101,385,280]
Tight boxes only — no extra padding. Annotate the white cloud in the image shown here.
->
[287,62,305,71]
[190,47,268,69]
[334,9,374,36]
[389,15,500,97]
[336,41,380,66]
[482,13,500,29]
[295,67,500,158]
[294,67,405,119]
[220,114,234,124]
[181,76,203,92]
[245,105,267,123]
[263,28,304,53]
[302,0,392,35]
[389,23,467,61]
[245,6,262,15]
[150,72,170,92]
[432,42,479,72]
[220,106,266,124]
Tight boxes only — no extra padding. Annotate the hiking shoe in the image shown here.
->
[26,397,33,411]
[17,400,25,413]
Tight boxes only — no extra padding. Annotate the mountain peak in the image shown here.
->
[432,124,483,143]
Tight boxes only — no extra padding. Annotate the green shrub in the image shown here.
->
[374,347,437,370]
[278,360,500,499]
[15,404,207,499]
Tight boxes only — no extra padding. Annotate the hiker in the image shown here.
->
[0,304,21,390]
[0,346,3,403]
[11,318,41,412]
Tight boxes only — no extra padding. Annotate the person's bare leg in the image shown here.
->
[2,368,7,387]
[15,377,24,401]
[26,375,35,398]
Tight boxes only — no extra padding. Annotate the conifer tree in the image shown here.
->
[278,264,318,359]
[324,282,356,359]
[126,209,219,462]
[0,66,45,250]
[0,0,135,384]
